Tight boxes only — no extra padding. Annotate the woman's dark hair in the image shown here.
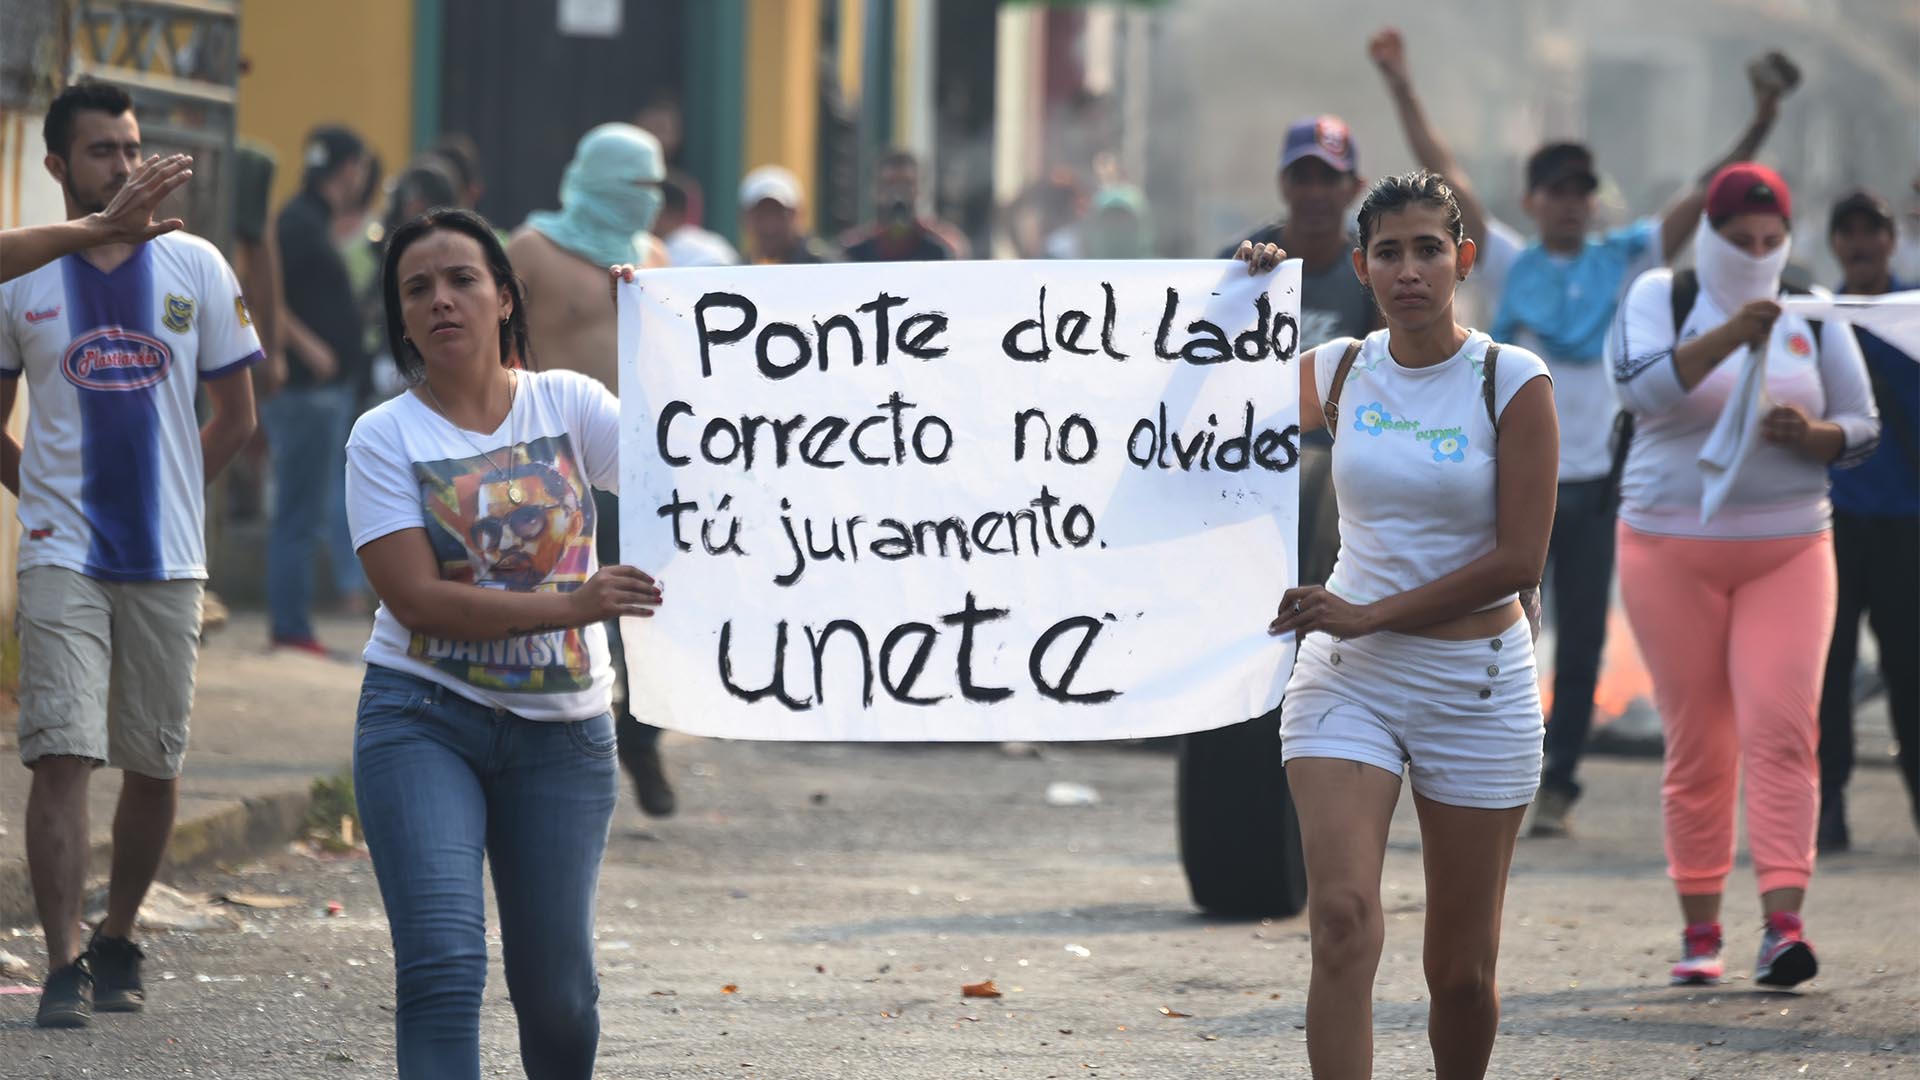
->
[381,207,532,382]
[1356,169,1466,251]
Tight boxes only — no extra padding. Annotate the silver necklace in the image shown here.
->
[423,371,524,504]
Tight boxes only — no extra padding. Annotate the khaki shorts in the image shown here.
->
[16,565,204,778]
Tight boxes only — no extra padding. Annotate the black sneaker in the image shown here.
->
[87,930,146,1012]
[35,960,92,1029]
[627,745,677,818]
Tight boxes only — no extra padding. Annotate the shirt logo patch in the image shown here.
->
[27,527,54,540]
[1786,332,1813,357]
[62,327,173,391]
[162,293,195,334]
[234,294,252,327]
[24,306,61,325]
[1317,117,1350,157]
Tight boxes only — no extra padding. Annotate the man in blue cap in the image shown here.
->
[1219,115,1382,354]
[509,123,677,818]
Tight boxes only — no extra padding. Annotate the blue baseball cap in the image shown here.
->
[1280,115,1358,175]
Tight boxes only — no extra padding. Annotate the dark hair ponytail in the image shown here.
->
[380,207,532,382]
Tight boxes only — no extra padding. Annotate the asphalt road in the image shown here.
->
[4,740,1916,1079]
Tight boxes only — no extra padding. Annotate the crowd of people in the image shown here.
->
[1,21,1915,1077]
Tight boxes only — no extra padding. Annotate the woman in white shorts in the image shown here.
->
[1240,170,1557,1080]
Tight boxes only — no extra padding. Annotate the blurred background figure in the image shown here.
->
[427,132,488,211]
[739,166,839,265]
[1005,169,1087,260]
[1080,182,1154,259]
[1817,188,1920,852]
[654,169,738,268]
[267,124,373,654]
[840,149,968,261]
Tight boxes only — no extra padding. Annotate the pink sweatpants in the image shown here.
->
[1617,526,1837,897]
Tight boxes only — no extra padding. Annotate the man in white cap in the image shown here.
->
[738,165,838,265]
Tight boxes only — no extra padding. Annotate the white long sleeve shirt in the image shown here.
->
[1609,268,1880,539]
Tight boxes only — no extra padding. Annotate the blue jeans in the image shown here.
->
[263,385,358,640]
[353,665,618,1080]
[327,392,367,596]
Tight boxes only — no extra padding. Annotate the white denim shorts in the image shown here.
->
[1279,617,1543,808]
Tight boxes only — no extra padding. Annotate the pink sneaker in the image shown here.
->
[1755,911,1818,988]
[1670,922,1724,986]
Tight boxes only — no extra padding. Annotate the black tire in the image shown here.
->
[1177,709,1309,918]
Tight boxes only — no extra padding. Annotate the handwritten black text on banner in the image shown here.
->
[616,260,1302,740]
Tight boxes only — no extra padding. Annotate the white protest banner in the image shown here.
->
[616,260,1301,741]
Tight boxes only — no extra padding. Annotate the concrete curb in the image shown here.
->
[0,786,314,927]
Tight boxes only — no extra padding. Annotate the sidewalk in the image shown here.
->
[0,612,370,926]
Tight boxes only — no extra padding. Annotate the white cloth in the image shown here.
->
[1610,268,1880,538]
[1469,217,1526,302]
[346,369,622,721]
[1508,326,1623,482]
[663,225,740,268]
[1315,330,1551,610]
[0,234,263,581]
[1696,344,1772,523]
[1780,291,1920,359]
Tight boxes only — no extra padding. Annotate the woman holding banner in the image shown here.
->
[345,207,663,1078]
[1242,169,1557,1079]
[1608,164,1878,990]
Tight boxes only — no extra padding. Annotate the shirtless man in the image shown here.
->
[507,122,676,817]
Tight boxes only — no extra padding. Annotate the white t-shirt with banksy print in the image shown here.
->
[346,368,621,722]
[0,234,263,581]
[1315,330,1552,611]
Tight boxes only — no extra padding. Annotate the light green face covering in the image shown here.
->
[524,123,666,269]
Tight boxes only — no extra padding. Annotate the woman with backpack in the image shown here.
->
[1240,168,1557,1079]
[1609,163,1880,989]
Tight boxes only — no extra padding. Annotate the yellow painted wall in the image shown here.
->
[743,0,821,237]
[236,0,415,213]
[837,0,865,106]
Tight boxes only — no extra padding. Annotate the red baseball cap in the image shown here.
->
[1706,162,1792,225]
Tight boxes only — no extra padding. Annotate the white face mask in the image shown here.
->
[1693,213,1791,314]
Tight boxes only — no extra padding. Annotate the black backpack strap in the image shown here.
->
[1481,343,1502,437]
[1669,268,1699,337]
[1322,339,1364,441]
[1481,340,1542,639]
